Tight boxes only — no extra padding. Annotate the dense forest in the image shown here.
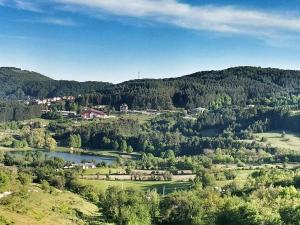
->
[2,66,300,110]
[0,67,110,99]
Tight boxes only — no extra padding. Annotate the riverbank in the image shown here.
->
[0,146,140,160]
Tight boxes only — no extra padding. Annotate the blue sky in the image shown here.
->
[1,0,300,83]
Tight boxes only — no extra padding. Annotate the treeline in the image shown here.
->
[76,66,300,110]
[3,66,300,110]
[0,102,42,122]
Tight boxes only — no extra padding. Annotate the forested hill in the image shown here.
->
[90,66,300,109]
[2,66,300,109]
[0,67,111,99]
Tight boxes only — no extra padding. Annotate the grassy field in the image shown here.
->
[83,167,125,175]
[0,185,99,225]
[255,130,300,151]
[79,179,191,195]
[214,167,256,187]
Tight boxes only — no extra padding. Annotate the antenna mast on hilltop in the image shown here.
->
[138,72,141,79]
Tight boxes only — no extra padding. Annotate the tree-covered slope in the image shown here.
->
[2,66,300,109]
[84,66,300,109]
[0,67,111,99]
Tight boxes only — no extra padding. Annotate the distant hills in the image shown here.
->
[0,67,110,99]
[1,66,300,109]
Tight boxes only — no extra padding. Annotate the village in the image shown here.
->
[26,95,207,120]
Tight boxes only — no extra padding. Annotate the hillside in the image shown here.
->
[0,67,111,99]
[0,184,99,225]
[85,66,300,109]
[2,66,300,109]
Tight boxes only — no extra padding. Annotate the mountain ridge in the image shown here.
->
[1,66,300,109]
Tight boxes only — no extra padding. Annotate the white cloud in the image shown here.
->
[53,0,300,38]
[40,17,77,26]
[15,17,77,26]
[14,0,42,12]
[3,0,300,39]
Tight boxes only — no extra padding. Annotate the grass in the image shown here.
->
[255,130,300,151]
[214,167,256,187]
[79,179,191,195]
[83,167,125,175]
[0,184,99,225]
[119,113,155,123]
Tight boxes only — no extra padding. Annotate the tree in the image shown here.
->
[216,200,261,225]
[68,134,81,148]
[113,141,119,151]
[31,128,46,148]
[68,134,76,148]
[224,170,237,180]
[75,134,82,148]
[160,191,203,225]
[102,136,111,149]
[196,170,216,188]
[280,206,300,225]
[100,186,151,225]
[45,134,57,151]
[126,145,133,153]
[119,140,127,152]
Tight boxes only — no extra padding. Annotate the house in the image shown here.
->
[62,96,75,101]
[81,108,108,119]
[64,163,96,170]
[59,111,77,117]
[120,103,129,113]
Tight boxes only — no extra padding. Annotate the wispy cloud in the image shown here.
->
[40,17,77,26]
[3,0,300,41]
[53,0,300,38]
[15,17,77,26]
[13,0,42,12]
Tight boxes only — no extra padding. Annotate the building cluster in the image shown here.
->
[30,96,75,105]
[63,162,96,170]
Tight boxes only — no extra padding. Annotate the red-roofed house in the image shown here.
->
[81,109,108,119]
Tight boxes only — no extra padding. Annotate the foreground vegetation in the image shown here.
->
[4,66,300,224]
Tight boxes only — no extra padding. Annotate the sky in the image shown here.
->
[1,0,300,83]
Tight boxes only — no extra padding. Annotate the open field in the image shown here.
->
[79,179,191,195]
[83,167,125,175]
[0,184,99,225]
[255,130,300,151]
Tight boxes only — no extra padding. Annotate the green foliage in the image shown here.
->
[216,199,261,225]
[0,67,109,100]
[17,173,32,186]
[119,140,127,152]
[224,170,237,180]
[280,205,300,225]
[0,170,10,192]
[45,134,57,151]
[113,141,119,151]
[196,170,216,188]
[100,186,152,225]
[68,134,82,148]
[12,139,28,148]
[159,191,203,225]
[126,145,134,153]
